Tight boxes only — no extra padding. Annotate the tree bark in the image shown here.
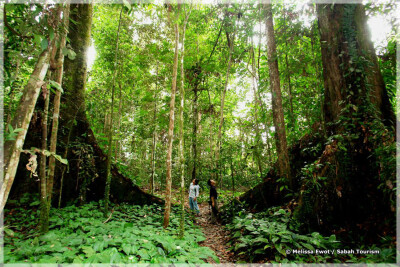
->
[216,28,234,187]
[317,4,395,129]
[264,3,291,187]
[39,83,50,233]
[191,88,198,181]
[163,11,180,229]
[248,44,263,179]
[47,4,70,209]
[150,64,158,194]
[179,5,191,238]
[1,48,51,214]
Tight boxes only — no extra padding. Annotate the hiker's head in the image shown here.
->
[194,179,199,185]
[208,179,216,186]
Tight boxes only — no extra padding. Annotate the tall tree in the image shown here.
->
[178,4,191,239]
[264,3,291,186]
[216,13,235,187]
[150,63,158,194]
[163,6,180,229]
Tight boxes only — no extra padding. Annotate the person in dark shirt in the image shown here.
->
[207,179,219,223]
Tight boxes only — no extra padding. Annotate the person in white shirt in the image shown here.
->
[188,178,200,214]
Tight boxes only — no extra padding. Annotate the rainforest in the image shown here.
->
[2,0,398,264]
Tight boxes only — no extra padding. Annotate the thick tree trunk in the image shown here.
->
[264,3,291,187]
[1,48,51,213]
[317,4,395,129]
[56,4,93,207]
[163,16,180,229]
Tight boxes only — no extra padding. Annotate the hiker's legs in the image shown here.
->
[193,199,200,214]
[189,197,194,211]
[211,199,219,223]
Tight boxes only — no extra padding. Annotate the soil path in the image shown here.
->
[196,202,236,263]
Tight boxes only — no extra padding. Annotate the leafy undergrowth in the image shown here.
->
[4,200,218,264]
[225,206,396,263]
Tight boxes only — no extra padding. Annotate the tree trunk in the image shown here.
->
[216,28,234,187]
[317,4,395,129]
[39,83,50,233]
[115,82,123,160]
[47,4,70,210]
[249,44,263,179]
[179,6,191,238]
[39,11,61,230]
[264,3,291,187]
[1,48,51,213]
[283,12,295,130]
[150,64,158,194]
[163,12,180,229]
[191,88,198,181]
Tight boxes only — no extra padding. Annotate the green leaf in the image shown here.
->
[49,80,64,93]
[301,242,314,251]
[34,34,42,46]
[157,247,165,256]
[254,248,265,254]
[123,0,131,10]
[49,28,55,41]
[41,38,48,51]
[275,243,286,256]
[93,241,106,252]
[62,47,69,56]
[4,227,15,237]
[82,246,96,257]
[30,200,40,206]
[68,49,76,60]
[121,243,131,255]
[8,124,14,133]
[53,154,68,165]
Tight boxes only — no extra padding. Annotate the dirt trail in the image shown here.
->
[196,202,236,263]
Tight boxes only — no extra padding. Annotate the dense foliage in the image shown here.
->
[4,196,217,264]
[222,204,395,263]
